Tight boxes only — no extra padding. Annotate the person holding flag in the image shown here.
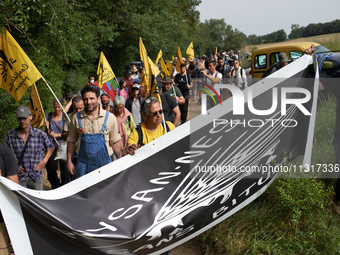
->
[174,63,192,124]
[45,98,70,189]
[161,75,185,105]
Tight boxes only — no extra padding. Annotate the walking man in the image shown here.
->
[5,106,54,190]
[67,85,121,178]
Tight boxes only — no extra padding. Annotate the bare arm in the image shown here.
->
[64,97,74,113]
[201,71,220,84]
[67,142,76,175]
[176,96,185,105]
[124,143,139,156]
[34,147,55,171]
[110,140,122,159]
[7,174,19,184]
[172,105,181,127]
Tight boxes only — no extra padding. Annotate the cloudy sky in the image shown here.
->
[196,0,340,36]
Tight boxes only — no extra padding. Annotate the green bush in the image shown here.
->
[199,94,340,255]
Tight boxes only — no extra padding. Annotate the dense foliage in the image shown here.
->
[0,0,251,142]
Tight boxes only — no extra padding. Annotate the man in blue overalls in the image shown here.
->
[67,85,122,178]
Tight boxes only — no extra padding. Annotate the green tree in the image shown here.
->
[289,24,302,39]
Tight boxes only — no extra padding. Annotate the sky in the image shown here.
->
[196,0,340,36]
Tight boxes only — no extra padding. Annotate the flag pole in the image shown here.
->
[157,94,167,134]
[152,76,167,134]
[115,77,119,87]
[41,77,71,122]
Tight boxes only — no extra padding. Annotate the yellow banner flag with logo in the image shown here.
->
[0,28,42,102]
[160,57,169,77]
[29,84,45,128]
[186,42,194,60]
[147,56,161,105]
[97,51,115,88]
[154,50,162,65]
[139,37,151,97]
[176,46,183,73]
[166,60,174,76]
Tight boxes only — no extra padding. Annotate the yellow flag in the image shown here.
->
[154,50,162,65]
[29,84,46,128]
[166,60,174,76]
[139,37,151,97]
[215,46,218,54]
[147,56,162,105]
[97,51,115,88]
[176,46,183,73]
[186,42,194,60]
[172,56,175,62]
[160,57,169,77]
[0,28,42,102]
[148,57,160,78]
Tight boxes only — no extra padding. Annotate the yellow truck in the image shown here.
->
[251,42,330,79]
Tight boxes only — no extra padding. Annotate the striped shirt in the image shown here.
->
[5,126,54,183]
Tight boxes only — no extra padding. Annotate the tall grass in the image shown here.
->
[313,34,340,52]
[198,84,340,254]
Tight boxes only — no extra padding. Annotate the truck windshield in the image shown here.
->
[314,45,331,54]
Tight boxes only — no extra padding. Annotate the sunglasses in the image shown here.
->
[145,97,157,104]
[150,109,163,116]
[102,102,109,106]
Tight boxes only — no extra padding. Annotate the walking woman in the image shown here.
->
[45,97,70,188]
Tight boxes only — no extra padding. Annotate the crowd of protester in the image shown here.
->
[0,49,246,254]
[3,49,247,190]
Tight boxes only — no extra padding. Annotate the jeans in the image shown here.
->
[20,176,43,190]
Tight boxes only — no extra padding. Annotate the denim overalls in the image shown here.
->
[75,111,111,178]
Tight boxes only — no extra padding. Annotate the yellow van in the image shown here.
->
[251,42,329,79]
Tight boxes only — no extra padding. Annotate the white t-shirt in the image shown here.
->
[230,68,248,89]
[203,71,223,93]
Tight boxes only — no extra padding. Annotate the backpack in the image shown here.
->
[231,68,246,90]
[136,122,170,146]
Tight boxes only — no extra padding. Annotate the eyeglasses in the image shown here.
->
[150,109,163,116]
[102,102,109,106]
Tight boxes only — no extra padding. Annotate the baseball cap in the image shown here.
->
[16,106,31,119]
[279,52,288,63]
[132,84,140,90]
[133,78,141,84]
